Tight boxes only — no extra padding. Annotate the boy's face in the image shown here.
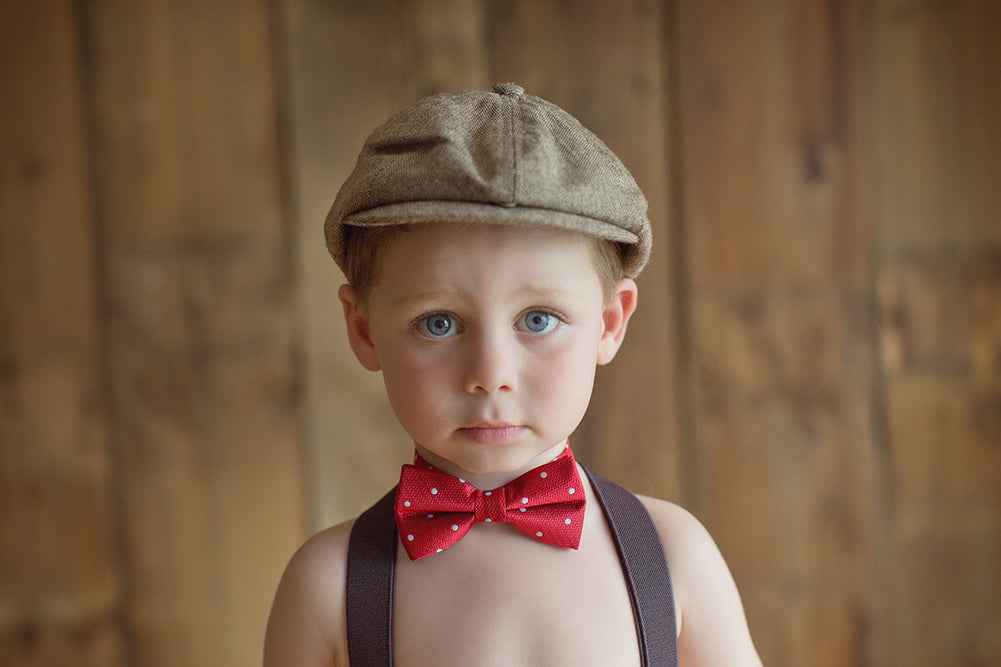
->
[339,224,636,478]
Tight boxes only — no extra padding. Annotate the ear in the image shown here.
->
[338,284,381,372]
[597,278,638,365]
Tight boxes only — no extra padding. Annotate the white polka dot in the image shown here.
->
[540,471,547,478]
[459,478,465,484]
[403,500,411,507]
[519,507,526,513]
[427,513,434,518]
[485,518,492,523]
[436,548,442,553]
[407,534,414,541]
[485,491,492,496]
[565,518,572,525]
[431,488,439,495]
[521,497,529,504]
[451,524,459,531]
[536,531,543,537]
[568,488,575,494]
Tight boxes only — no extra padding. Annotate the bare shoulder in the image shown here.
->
[636,496,763,666]
[263,519,354,667]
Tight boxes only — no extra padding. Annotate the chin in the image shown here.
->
[472,441,562,471]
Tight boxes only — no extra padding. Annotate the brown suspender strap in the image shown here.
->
[583,467,679,667]
[346,487,397,666]
[345,468,678,666]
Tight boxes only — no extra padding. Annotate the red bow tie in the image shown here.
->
[394,445,586,560]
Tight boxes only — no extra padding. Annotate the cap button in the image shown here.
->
[492,82,524,97]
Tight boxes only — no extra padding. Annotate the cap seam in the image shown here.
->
[508,94,518,205]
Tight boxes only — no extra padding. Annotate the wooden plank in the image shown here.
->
[890,488,1001,666]
[412,0,490,94]
[879,251,1001,380]
[83,1,304,663]
[0,2,124,665]
[679,0,869,290]
[487,0,681,500]
[887,373,1001,528]
[745,587,872,667]
[676,0,880,663]
[879,262,1001,665]
[691,292,877,572]
[872,1,1001,664]
[871,0,1001,252]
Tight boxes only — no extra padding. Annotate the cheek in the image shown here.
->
[532,338,600,413]
[379,347,452,422]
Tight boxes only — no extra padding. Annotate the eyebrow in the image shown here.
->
[515,285,584,303]
[391,284,583,311]
[391,288,463,311]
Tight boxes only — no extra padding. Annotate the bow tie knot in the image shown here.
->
[394,445,586,560]
[473,488,509,523]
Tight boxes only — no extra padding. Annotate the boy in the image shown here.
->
[265,84,760,666]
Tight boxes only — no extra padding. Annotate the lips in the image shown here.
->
[456,423,528,445]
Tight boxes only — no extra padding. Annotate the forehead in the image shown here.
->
[374,224,601,296]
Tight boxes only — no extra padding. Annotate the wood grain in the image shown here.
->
[676,0,880,662]
[83,0,303,662]
[872,1,1001,663]
[0,2,123,664]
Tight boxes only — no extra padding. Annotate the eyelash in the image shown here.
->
[410,309,566,339]
[516,309,563,334]
[411,312,461,339]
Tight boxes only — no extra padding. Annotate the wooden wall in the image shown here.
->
[1,1,998,665]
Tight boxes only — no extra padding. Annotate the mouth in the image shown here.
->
[456,423,528,445]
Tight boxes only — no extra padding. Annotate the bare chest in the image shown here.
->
[392,521,641,667]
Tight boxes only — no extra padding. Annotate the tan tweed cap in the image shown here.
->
[325,83,652,277]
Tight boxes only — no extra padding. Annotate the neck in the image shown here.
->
[414,441,570,490]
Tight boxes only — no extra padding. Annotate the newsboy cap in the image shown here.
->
[325,83,652,277]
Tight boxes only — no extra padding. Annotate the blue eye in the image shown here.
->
[518,310,560,334]
[416,313,457,338]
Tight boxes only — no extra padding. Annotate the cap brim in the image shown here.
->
[342,200,639,241]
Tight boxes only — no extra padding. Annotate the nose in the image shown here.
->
[463,329,516,395]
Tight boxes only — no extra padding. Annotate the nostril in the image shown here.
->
[465,375,515,395]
